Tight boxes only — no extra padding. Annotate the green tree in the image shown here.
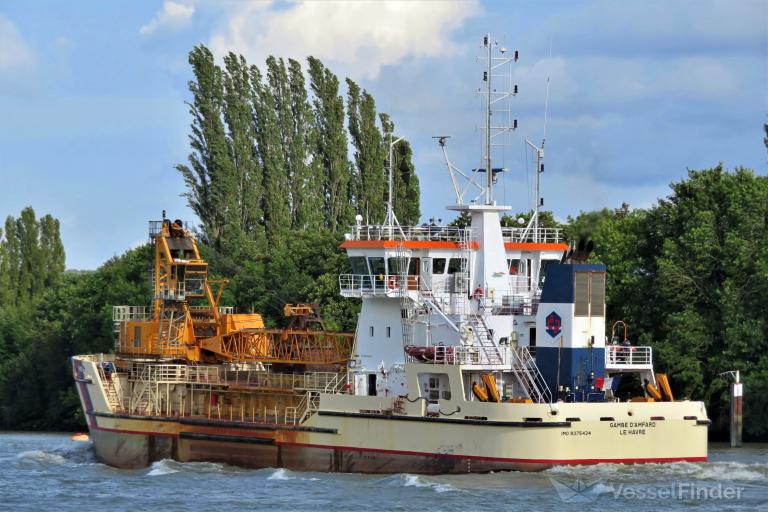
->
[307,56,352,231]
[347,79,386,224]
[176,45,234,249]
[0,207,66,307]
[256,59,291,242]
[39,214,65,289]
[222,52,265,255]
[287,58,322,230]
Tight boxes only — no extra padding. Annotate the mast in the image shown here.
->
[484,33,493,205]
[437,34,517,206]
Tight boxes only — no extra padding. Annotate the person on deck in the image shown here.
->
[473,285,484,311]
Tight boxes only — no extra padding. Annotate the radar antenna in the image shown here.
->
[437,33,519,205]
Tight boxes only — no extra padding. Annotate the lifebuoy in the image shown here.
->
[388,275,398,290]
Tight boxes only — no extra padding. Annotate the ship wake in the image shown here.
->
[546,460,768,483]
[16,441,99,468]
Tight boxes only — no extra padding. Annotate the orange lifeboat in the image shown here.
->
[472,382,489,402]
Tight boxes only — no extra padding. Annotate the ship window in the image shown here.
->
[442,391,452,400]
[386,326,391,338]
[185,277,204,295]
[508,258,520,275]
[133,326,142,348]
[432,258,446,274]
[387,257,407,275]
[349,256,368,275]
[447,258,466,274]
[368,257,385,276]
[369,326,374,337]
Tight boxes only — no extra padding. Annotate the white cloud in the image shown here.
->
[208,0,480,80]
[140,1,195,36]
[0,14,35,72]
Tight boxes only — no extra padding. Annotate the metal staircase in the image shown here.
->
[96,364,123,412]
[509,347,552,403]
[465,311,504,365]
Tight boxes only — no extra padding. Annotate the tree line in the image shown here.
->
[177,46,420,258]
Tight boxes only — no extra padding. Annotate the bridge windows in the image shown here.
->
[447,257,466,274]
[348,256,368,274]
[432,258,447,274]
[368,257,385,276]
[387,257,408,274]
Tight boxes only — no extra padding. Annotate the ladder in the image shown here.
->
[465,310,504,365]
[509,347,552,403]
[297,391,320,424]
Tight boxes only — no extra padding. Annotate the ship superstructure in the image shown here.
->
[72,34,708,472]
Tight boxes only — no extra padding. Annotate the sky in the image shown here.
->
[0,0,766,270]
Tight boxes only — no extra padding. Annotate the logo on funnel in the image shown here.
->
[546,311,562,338]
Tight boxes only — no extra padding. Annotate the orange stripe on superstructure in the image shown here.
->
[505,242,568,251]
[340,240,480,250]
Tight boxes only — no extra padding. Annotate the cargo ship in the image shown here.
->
[72,34,709,473]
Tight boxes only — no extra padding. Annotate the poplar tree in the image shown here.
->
[346,79,385,224]
[266,57,304,232]
[255,61,290,241]
[222,52,265,254]
[307,56,352,231]
[287,58,323,230]
[39,214,65,289]
[1,217,19,306]
[176,45,233,248]
[0,208,65,307]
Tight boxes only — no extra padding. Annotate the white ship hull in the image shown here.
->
[73,356,708,472]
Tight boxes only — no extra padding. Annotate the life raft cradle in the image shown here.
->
[646,373,675,402]
[472,373,500,403]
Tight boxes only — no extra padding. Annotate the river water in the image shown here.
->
[1,433,766,511]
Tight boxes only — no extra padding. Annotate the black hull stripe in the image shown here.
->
[180,432,276,445]
[317,410,571,428]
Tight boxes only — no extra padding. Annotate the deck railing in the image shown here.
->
[501,227,563,244]
[346,224,563,244]
[605,345,653,368]
[112,306,150,322]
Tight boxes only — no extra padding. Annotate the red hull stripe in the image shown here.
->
[86,424,706,465]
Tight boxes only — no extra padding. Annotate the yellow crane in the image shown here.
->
[115,217,354,365]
